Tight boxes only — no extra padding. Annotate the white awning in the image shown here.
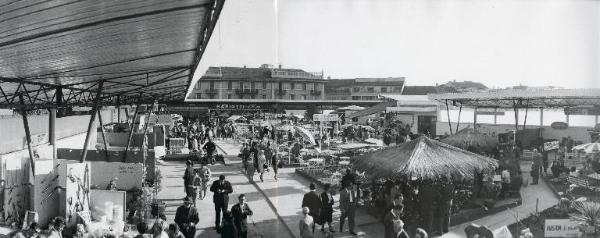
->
[386,106,438,113]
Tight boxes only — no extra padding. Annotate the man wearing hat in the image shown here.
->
[210,174,233,230]
[174,197,199,238]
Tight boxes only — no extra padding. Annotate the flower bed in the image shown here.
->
[544,175,600,202]
[507,205,570,237]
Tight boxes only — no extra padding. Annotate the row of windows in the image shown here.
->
[197,81,321,90]
[195,94,314,100]
[351,86,402,93]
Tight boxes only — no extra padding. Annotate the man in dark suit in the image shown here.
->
[182,160,195,198]
[174,197,199,238]
[231,194,253,238]
[210,174,233,230]
[339,183,358,235]
[301,183,322,234]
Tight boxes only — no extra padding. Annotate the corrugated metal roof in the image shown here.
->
[0,0,224,109]
[428,89,600,108]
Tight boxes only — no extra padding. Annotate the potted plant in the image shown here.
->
[570,201,600,237]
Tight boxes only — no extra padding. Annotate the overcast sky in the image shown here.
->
[190,0,599,95]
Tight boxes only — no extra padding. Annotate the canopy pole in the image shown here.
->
[49,108,57,160]
[566,113,570,124]
[18,94,36,176]
[595,114,598,125]
[522,99,529,131]
[473,107,478,131]
[513,100,519,132]
[97,108,110,161]
[124,107,129,124]
[81,81,104,163]
[539,108,544,127]
[123,98,142,162]
[141,101,156,181]
[493,108,498,125]
[455,104,462,134]
[445,100,453,135]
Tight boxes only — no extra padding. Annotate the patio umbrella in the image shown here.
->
[294,126,316,145]
[227,115,246,121]
[573,143,600,153]
[353,136,498,181]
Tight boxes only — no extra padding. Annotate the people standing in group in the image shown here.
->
[339,183,357,235]
[384,203,408,238]
[210,175,233,231]
[319,183,335,234]
[299,207,315,238]
[301,183,322,234]
[183,160,195,198]
[231,194,254,238]
[174,197,199,238]
[198,163,212,200]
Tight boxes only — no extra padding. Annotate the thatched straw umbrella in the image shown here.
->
[352,136,498,181]
[440,128,498,153]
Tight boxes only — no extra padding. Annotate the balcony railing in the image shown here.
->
[310,90,322,96]
[205,89,219,94]
[234,89,259,95]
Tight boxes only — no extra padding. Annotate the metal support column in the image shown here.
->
[49,108,57,160]
[566,114,570,124]
[123,99,142,162]
[539,108,544,127]
[141,101,156,180]
[522,99,529,130]
[19,94,35,176]
[97,109,110,161]
[473,107,478,131]
[494,108,498,125]
[513,102,519,132]
[80,81,104,163]
[445,100,452,135]
[455,104,462,134]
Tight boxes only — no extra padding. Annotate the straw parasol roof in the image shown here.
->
[352,136,498,180]
[441,128,498,152]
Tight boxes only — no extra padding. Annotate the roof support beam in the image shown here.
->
[19,93,36,177]
[123,97,142,162]
[80,81,104,163]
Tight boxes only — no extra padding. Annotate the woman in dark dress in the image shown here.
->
[220,211,238,238]
[320,183,335,233]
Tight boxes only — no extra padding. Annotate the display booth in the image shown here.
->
[57,149,156,190]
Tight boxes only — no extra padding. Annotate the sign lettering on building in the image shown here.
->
[213,104,262,110]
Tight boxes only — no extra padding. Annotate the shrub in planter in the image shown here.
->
[570,201,600,237]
